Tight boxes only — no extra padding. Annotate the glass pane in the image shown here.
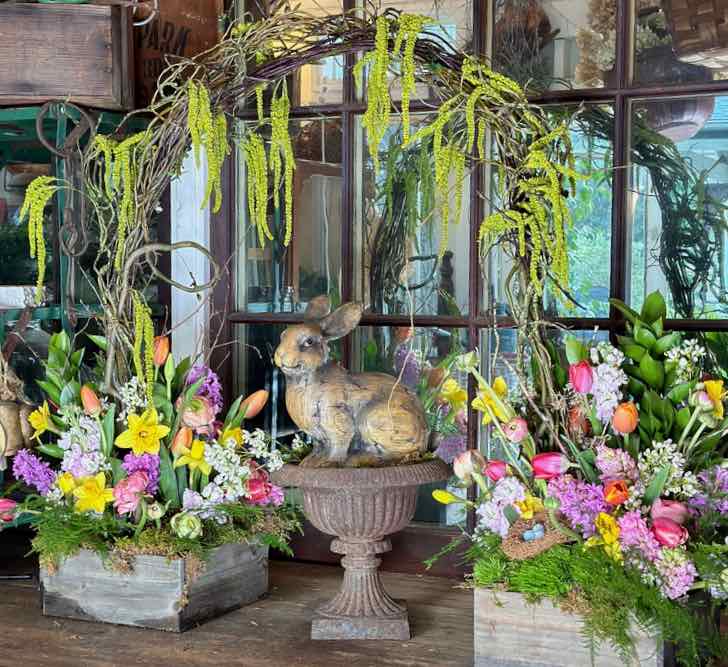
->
[628,94,728,319]
[353,113,470,316]
[352,325,469,526]
[236,117,343,313]
[493,0,615,91]
[633,2,725,86]
[485,105,614,318]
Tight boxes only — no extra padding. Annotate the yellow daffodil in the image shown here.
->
[472,376,510,424]
[28,401,52,441]
[515,495,543,520]
[173,439,212,476]
[704,380,726,420]
[115,408,171,456]
[432,489,463,505]
[439,378,467,412]
[221,427,244,446]
[72,473,114,513]
[595,512,620,544]
[57,472,79,496]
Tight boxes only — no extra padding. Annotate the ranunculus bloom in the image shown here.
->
[240,390,269,420]
[0,498,17,522]
[484,459,507,482]
[568,361,593,394]
[170,512,203,539]
[604,479,629,506]
[113,471,149,516]
[532,452,570,480]
[153,336,170,367]
[651,517,689,548]
[180,396,216,433]
[651,498,689,525]
[453,450,487,483]
[567,406,590,437]
[503,417,529,443]
[245,463,276,505]
[80,385,102,418]
[611,402,639,435]
[171,426,193,457]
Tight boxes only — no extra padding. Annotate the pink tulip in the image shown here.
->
[503,417,529,443]
[453,450,486,483]
[651,499,689,525]
[179,396,216,433]
[532,452,570,480]
[113,471,149,516]
[484,460,507,482]
[0,498,17,522]
[651,517,689,548]
[568,361,594,394]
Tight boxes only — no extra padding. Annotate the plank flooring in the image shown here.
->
[0,559,473,667]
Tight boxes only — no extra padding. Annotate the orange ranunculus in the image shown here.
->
[604,479,629,506]
[80,385,102,418]
[153,336,170,367]
[611,402,639,435]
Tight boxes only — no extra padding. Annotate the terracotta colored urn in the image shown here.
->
[272,459,450,640]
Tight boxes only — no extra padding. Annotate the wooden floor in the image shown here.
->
[0,560,473,667]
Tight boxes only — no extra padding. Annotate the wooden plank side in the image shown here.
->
[474,589,663,667]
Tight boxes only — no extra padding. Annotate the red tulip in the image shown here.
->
[0,498,17,522]
[153,336,170,367]
[80,385,102,418]
[604,479,629,506]
[568,361,593,394]
[532,452,570,480]
[651,517,689,548]
[612,402,639,435]
[651,498,689,525]
[484,460,507,482]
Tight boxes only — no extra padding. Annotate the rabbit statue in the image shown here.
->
[273,295,428,467]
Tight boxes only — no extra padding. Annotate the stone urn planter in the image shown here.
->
[273,459,450,640]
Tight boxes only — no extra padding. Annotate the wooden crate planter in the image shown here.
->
[0,4,134,110]
[474,589,663,667]
[40,542,268,632]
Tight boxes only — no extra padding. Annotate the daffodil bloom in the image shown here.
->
[72,473,114,513]
[595,512,620,544]
[57,472,79,496]
[515,495,543,520]
[472,376,510,424]
[439,378,467,412]
[173,439,212,476]
[28,401,52,441]
[432,489,464,505]
[115,408,171,456]
[221,427,244,446]
[704,380,726,420]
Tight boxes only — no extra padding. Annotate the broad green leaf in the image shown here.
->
[675,406,692,431]
[110,458,126,484]
[36,379,61,406]
[172,357,192,395]
[634,324,657,351]
[59,381,81,407]
[176,466,188,503]
[223,395,244,430]
[641,291,667,325]
[609,298,640,325]
[623,344,646,362]
[644,464,671,506]
[87,334,108,352]
[653,318,664,338]
[639,354,664,391]
[565,336,588,365]
[627,377,646,399]
[36,443,64,459]
[158,445,180,508]
[70,348,85,370]
[667,383,691,404]
[653,332,682,357]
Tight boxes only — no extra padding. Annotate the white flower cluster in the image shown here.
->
[118,377,146,422]
[204,440,250,501]
[291,433,309,451]
[638,439,700,500]
[591,341,625,369]
[666,339,706,384]
[244,428,284,472]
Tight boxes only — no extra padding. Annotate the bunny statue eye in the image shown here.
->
[302,337,316,348]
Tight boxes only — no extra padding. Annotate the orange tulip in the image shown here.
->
[171,426,193,458]
[240,390,269,420]
[153,336,170,367]
[80,385,102,417]
[611,402,639,435]
[604,479,629,506]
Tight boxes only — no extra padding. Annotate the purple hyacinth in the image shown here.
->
[690,465,728,514]
[434,434,467,464]
[547,474,611,538]
[393,345,421,388]
[185,364,224,415]
[12,450,56,496]
[121,453,160,494]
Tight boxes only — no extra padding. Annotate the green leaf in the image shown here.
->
[667,383,691,404]
[163,354,176,385]
[172,357,192,395]
[158,445,180,509]
[59,381,81,407]
[70,348,85,370]
[36,379,61,406]
[50,331,71,356]
[223,395,244,430]
[652,318,664,338]
[653,332,682,357]
[643,464,671,506]
[176,466,188,503]
[675,407,692,431]
[627,377,646,399]
[110,458,126,484]
[634,324,656,351]
[639,354,664,391]
[623,344,646,363]
[36,443,64,459]
[503,505,520,525]
[565,336,588,364]
[609,298,639,325]
[641,291,667,325]
[87,334,108,352]
[101,404,116,457]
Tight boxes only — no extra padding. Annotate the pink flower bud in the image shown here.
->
[651,517,689,548]
[503,417,529,443]
[484,460,507,482]
[532,452,570,480]
[651,498,689,525]
[453,450,487,483]
[0,498,17,522]
[568,361,593,394]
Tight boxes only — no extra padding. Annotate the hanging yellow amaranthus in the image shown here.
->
[19,175,57,303]
[94,135,117,199]
[393,13,429,145]
[132,292,155,404]
[269,85,295,246]
[242,131,272,246]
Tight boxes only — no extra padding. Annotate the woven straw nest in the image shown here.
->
[501,511,572,561]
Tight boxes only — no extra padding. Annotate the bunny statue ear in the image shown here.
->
[304,295,332,321]
[320,303,363,340]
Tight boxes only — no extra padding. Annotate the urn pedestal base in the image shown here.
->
[312,607,409,640]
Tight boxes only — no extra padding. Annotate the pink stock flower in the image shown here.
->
[113,471,149,516]
[179,396,217,434]
[484,460,507,482]
[568,361,594,394]
[0,498,17,522]
[453,450,486,483]
[532,453,570,480]
[651,498,690,525]
[651,517,689,548]
[503,417,529,443]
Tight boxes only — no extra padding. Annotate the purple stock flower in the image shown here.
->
[690,465,728,515]
[547,474,610,538]
[394,345,421,388]
[185,364,224,414]
[12,450,55,495]
[618,510,661,561]
[434,434,467,464]
[595,444,638,483]
[122,453,160,494]
[655,549,697,600]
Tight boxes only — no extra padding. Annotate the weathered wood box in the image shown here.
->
[40,542,268,632]
[475,589,663,667]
